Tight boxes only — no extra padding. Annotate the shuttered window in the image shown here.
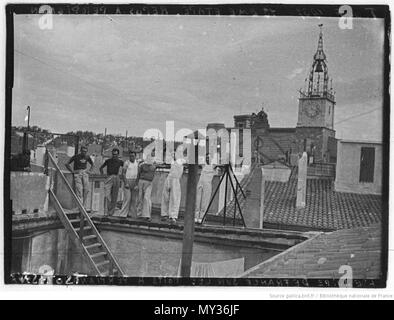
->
[359,147,375,183]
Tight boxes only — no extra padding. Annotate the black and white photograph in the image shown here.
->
[2,2,391,295]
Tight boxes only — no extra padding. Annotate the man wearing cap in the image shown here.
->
[100,148,124,216]
[66,146,94,209]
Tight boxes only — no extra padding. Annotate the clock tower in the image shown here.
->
[296,25,336,162]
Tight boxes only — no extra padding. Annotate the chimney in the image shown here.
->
[296,152,308,209]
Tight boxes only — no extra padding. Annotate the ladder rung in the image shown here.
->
[69,219,80,224]
[75,226,92,232]
[90,252,107,259]
[101,269,118,276]
[83,235,97,241]
[85,243,102,250]
[96,260,110,268]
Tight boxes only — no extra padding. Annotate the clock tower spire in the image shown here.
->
[297,24,335,129]
[304,24,334,100]
[296,25,337,163]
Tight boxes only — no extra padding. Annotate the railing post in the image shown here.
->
[44,149,49,175]
[53,169,58,196]
[109,260,114,276]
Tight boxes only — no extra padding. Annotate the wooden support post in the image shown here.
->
[90,180,94,212]
[180,133,198,278]
[180,163,197,277]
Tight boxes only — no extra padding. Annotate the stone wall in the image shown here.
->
[10,172,49,214]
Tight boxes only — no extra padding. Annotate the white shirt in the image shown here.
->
[124,160,139,179]
[168,159,184,179]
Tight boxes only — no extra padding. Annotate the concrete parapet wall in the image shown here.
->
[10,172,49,214]
[10,169,223,216]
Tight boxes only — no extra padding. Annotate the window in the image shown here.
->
[359,147,375,183]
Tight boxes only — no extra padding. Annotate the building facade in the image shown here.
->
[335,140,382,195]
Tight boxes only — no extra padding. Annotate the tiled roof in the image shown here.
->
[217,166,382,231]
[215,164,257,221]
[263,168,382,230]
[241,224,382,279]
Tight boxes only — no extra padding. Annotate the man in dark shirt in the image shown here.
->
[66,146,94,209]
[100,148,124,216]
[11,150,31,172]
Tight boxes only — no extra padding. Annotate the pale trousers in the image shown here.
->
[137,179,153,218]
[161,177,181,219]
[74,170,90,208]
[104,175,121,216]
[195,180,213,220]
[117,178,138,217]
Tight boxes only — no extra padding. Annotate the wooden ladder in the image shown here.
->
[46,150,125,276]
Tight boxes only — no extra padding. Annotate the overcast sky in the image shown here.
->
[12,15,385,141]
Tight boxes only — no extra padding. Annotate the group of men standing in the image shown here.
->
[66,146,218,224]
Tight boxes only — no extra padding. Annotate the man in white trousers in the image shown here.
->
[137,154,156,221]
[161,156,185,224]
[195,154,218,224]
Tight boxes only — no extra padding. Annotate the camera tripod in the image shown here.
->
[201,163,246,227]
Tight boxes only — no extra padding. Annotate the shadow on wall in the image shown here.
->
[11,228,95,275]
[11,227,277,277]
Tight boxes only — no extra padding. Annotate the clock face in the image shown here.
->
[305,103,320,118]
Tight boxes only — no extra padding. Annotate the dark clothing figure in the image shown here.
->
[11,151,31,172]
[139,163,156,182]
[68,153,93,171]
[100,153,124,216]
[102,158,124,175]
[66,150,94,209]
